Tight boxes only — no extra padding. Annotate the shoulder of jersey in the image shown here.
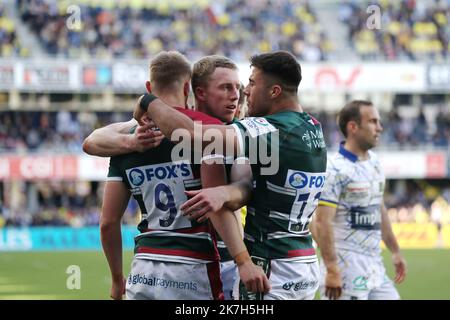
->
[368,149,376,157]
[368,149,380,163]
[331,152,350,169]
[237,117,278,138]
[176,107,222,125]
[307,113,321,126]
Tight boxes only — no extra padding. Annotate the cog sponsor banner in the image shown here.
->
[0,155,78,180]
[0,151,448,180]
[77,155,109,181]
[0,60,430,93]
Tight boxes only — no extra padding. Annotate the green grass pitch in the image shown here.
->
[0,249,449,299]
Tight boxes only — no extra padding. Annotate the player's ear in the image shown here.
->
[347,120,358,134]
[194,86,206,102]
[270,85,282,99]
[145,81,151,93]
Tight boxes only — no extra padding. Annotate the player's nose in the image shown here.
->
[230,88,239,101]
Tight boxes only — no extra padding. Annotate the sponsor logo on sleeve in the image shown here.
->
[240,117,278,138]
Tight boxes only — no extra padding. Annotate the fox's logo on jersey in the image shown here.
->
[127,162,192,187]
[129,169,145,186]
[288,171,326,190]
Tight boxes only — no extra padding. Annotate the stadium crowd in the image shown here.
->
[0,0,449,241]
[7,0,448,62]
[2,179,450,228]
[0,3,29,57]
[315,106,450,149]
[1,106,449,229]
[2,106,449,154]
[16,0,333,61]
[0,111,131,153]
[0,180,139,227]
[385,180,450,225]
[340,0,449,61]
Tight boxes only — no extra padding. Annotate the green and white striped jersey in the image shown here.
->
[232,111,327,261]
[107,108,222,264]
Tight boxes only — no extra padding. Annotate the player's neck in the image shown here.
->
[269,97,302,115]
[195,101,206,113]
[344,140,369,160]
[154,92,186,108]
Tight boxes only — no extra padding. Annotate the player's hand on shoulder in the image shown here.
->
[132,123,164,152]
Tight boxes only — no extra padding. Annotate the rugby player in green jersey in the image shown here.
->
[92,51,268,300]
[135,51,328,300]
[84,53,268,299]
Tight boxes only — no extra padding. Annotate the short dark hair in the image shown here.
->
[338,100,373,137]
[250,51,302,93]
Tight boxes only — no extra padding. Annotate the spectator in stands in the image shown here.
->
[340,0,449,61]
[17,0,332,61]
[0,3,29,57]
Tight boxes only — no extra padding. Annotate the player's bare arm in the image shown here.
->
[199,162,270,294]
[134,95,238,156]
[100,181,131,300]
[312,204,342,299]
[381,203,407,284]
[82,119,164,157]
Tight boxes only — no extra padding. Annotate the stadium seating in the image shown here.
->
[340,0,449,61]
[16,0,332,61]
[0,0,449,228]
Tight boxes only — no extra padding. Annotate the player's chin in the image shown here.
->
[370,139,379,148]
[247,105,255,116]
[221,110,236,122]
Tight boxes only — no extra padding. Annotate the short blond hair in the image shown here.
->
[150,51,192,91]
[192,55,237,92]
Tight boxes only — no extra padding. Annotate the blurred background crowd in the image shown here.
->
[0,0,449,229]
[3,0,446,61]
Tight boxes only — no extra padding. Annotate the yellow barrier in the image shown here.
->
[442,225,450,248]
[381,223,448,249]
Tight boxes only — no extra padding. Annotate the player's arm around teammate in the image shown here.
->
[380,203,407,284]
[82,119,164,157]
[311,205,342,300]
[100,181,131,300]
[181,159,253,221]
[134,95,239,157]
